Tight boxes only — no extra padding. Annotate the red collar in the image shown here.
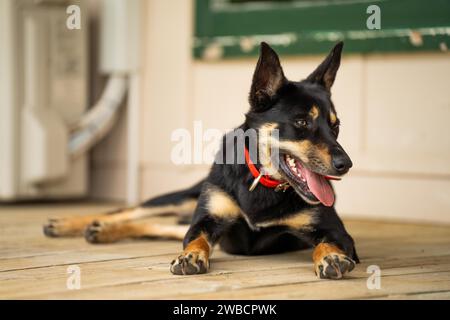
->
[244,146,289,191]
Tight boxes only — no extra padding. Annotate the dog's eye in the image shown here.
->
[295,119,308,128]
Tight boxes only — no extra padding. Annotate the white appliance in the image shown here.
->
[0,0,141,202]
[0,0,88,200]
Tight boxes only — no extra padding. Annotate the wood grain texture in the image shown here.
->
[0,203,449,299]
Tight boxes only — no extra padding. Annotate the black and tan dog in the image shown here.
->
[44,42,359,279]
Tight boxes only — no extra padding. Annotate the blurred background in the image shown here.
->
[1,0,449,223]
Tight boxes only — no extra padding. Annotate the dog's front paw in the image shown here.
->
[314,253,355,279]
[313,243,355,279]
[170,251,209,275]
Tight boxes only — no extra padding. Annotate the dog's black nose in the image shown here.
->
[332,149,353,174]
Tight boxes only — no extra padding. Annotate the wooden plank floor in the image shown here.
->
[1,203,450,300]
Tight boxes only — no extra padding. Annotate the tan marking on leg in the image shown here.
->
[85,222,143,243]
[44,199,197,238]
[184,232,211,256]
[44,214,105,237]
[85,222,188,243]
[255,209,316,230]
[142,223,188,240]
[171,232,211,275]
[309,105,319,120]
[105,199,197,223]
[44,207,153,237]
[313,243,344,263]
[206,186,241,220]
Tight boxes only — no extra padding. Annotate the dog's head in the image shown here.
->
[245,42,352,207]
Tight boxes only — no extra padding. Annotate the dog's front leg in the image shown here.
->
[170,184,240,275]
[307,211,359,280]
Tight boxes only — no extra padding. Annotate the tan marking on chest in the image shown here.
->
[206,186,241,220]
[255,209,316,230]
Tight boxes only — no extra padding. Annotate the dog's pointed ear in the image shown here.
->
[306,41,343,91]
[249,42,287,111]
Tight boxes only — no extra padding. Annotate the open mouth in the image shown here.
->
[279,154,339,207]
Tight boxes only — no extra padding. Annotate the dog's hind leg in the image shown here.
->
[84,221,189,244]
[43,180,204,238]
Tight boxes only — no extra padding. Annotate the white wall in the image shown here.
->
[91,0,450,223]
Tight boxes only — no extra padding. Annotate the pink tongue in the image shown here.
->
[303,168,335,207]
